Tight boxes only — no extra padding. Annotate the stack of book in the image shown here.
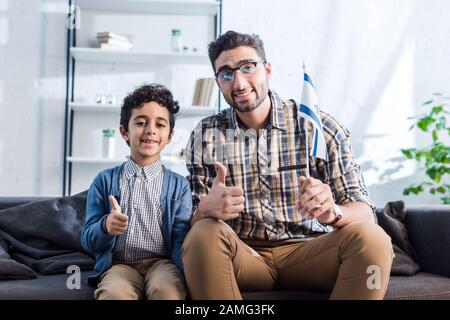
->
[192,78,218,108]
[97,32,133,51]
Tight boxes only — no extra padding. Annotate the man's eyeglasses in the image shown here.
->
[215,60,266,82]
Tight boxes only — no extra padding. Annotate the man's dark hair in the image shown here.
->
[208,31,266,72]
[120,83,180,135]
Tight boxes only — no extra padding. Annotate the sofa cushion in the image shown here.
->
[0,271,96,300]
[242,273,450,300]
[0,191,94,279]
[385,273,450,300]
[376,201,421,276]
[406,205,450,278]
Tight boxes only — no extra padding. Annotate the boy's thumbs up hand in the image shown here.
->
[105,195,128,236]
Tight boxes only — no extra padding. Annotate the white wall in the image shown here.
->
[0,0,67,196]
[222,0,450,206]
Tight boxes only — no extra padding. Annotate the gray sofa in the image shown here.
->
[0,197,449,300]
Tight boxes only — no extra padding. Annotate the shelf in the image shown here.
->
[67,155,183,165]
[70,103,120,113]
[75,0,219,16]
[70,47,209,65]
[70,102,216,117]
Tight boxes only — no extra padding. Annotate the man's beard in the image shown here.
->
[226,83,269,113]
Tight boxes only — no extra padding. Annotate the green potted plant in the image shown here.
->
[401,93,450,204]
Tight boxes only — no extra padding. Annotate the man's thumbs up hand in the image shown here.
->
[105,195,128,236]
[196,162,245,222]
[212,161,227,186]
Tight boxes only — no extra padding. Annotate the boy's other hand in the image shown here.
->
[197,162,245,221]
[106,195,129,236]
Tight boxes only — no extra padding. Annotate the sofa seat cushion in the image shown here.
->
[242,273,450,300]
[0,271,95,300]
[385,273,450,300]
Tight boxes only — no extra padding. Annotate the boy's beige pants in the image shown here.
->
[182,219,394,300]
[95,258,186,300]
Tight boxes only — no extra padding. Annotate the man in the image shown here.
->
[182,31,393,300]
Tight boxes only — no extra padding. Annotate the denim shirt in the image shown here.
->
[80,163,192,286]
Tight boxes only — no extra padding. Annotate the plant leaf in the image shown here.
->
[436,186,446,194]
[401,148,415,159]
[417,116,435,132]
[432,106,444,115]
[432,129,438,142]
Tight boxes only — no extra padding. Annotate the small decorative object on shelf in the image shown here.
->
[171,28,182,52]
[102,128,116,159]
[96,93,106,104]
[106,95,116,105]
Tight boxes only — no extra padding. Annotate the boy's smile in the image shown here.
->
[120,101,172,167]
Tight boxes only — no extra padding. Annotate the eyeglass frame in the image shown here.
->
[214,59,266,82]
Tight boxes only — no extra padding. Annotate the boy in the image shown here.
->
[81,84,192,300]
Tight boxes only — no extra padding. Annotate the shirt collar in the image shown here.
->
[229,90,286,131]
[123,158,162,180]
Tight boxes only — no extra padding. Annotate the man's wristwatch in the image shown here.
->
[326,204,343,226]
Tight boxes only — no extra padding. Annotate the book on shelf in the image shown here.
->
[192,78,218,108]
[96,32,131,42]
[96,31,133,50]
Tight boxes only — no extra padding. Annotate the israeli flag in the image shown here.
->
[299,70,328,161]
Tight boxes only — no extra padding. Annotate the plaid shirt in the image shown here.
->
[185,90,374,241]
[114,158,168,262]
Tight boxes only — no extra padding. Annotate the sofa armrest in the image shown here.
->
[405,205,450,277]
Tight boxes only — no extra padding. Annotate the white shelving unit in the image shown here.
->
[69,102,215,117]
[63,0,221,195]
[76,0,218,16]
[70,47,210,65]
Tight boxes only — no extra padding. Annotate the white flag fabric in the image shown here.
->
[299,71,328,161]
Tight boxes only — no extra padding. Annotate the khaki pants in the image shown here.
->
[182,219,394,300]
[95,258,187,300]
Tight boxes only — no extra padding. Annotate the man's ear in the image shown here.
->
[119,125,129,143]
[168,130,174,143]
[265,62,272,80]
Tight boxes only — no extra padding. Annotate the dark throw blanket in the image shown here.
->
[0,191,94,280]
[377,201,421,276]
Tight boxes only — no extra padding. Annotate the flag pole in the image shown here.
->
[303,61,311,178]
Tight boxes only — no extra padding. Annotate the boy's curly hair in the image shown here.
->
[120,84,180,134]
